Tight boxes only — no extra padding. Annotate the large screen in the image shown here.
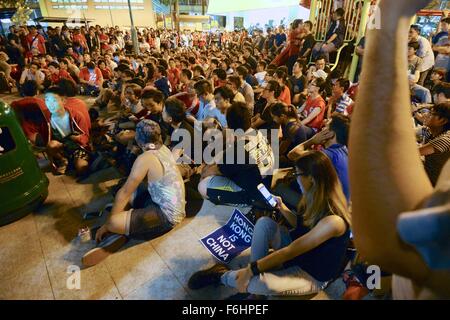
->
[207,0,302,14]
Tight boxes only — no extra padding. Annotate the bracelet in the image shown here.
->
[249,261,261,276]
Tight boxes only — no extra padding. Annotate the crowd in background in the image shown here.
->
[0,0,449,300]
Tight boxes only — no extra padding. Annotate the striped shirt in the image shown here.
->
[421,128,450,185]
[334,93,353,115]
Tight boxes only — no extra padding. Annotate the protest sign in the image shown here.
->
[200,209,254,263]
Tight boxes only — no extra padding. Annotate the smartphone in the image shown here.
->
[257,183,278,208]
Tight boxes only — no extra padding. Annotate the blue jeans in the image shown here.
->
[220,217,324,296]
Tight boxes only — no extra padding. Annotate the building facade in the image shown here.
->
[38,0,157,28]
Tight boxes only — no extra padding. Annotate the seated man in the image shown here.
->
[286,113,351,205]
[311,8,346,62]
[162,96,195,163]
[11,80,51,147]
[44,86,91,176]
[327,78,353,118]
[416,103,450,186]
[79,61,103,96]
[198,102,275,207]
[47,61,75,86]
[190,79,227,127]
[82,120,186,267]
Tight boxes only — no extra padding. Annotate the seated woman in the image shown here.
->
[189,151,351,298]
[82,120,186,267]
[271,102,314,167]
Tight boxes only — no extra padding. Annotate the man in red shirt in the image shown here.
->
[26,26,46,55]
[47,62,75,86]
[167,58,181,92]
[11,80,51,147]
[79,62,103,96]
[298,78,327,131]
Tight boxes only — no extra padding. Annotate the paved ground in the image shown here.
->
[0,92,378,300]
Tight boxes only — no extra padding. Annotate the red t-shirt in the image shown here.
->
[26,33,46,54]
[303,95,326,131]
[78,67,103,86]
[279,86,291,105]
[168,67,181,91]
[50,70,75,85]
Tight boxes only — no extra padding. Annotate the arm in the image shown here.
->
[300,107,321,126]
[326,34,338,44]
[349,0,440,288]
[236,216,346,291]
[288,128,335,161]
[257,216,345,272]
[355,45,365,56]
[19,70,27,85]
[109,155,149,216]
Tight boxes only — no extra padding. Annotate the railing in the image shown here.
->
[311,0,365,43]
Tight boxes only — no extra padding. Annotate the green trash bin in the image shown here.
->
[0,100,49,226]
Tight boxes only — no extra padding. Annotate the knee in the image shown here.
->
[74,159,89,176]
[197,177,211,199]
[254,216,276,234]
[47,140,62,153]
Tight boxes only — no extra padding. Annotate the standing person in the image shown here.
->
[26,26,46,56]
[189,151,351,298]
[432,18,450,81]
[86,27,100,53]
[272,19,304,73]
[82,120,186,267]
[298,21,316,63]
[409,24,435,86]
[349,0,450,299]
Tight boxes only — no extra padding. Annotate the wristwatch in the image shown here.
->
[249,261,261,276]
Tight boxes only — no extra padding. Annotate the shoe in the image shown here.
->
[82,233,128,267]
[188,264,230,290]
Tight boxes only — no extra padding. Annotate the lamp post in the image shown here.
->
[127,0,139,54]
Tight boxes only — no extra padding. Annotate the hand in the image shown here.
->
[95,225,109,242]
[378,0,432,18]
[311,128,335,145]
[69,134,80,142]
[275,196,287,212]
[201,164,221,180]
[235,266,253,293]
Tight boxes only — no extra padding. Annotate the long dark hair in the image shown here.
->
[295,151,351,228]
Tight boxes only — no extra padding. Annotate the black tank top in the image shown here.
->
[285,215,350,282]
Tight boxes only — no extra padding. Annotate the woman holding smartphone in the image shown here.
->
[188,151,351,297]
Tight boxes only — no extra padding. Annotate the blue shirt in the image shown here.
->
[196,99,227,128]
[412,84,432,104]
[275,33,287,47]
[323,144,350,202]
[155,77,171,98]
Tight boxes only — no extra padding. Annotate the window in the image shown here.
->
[51,0,87,2]
[0,127,16,156]
[93,0,144,3]
[94,5,144,10]
[52,5,88,9]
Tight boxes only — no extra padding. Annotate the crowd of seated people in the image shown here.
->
[0,0,449,299]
